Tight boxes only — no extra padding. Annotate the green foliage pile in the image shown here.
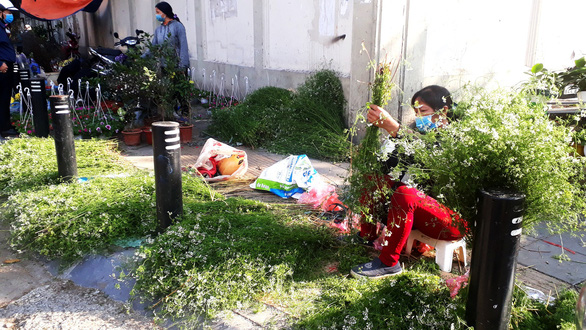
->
[130,198,337,321]
[208,70,350,161]
[295,270,466,329]
[208,86,294,147]
[0,138,579,328]
[0,138,218,265]
[0,138,135,196]
[3,175,158,263]
[511,287,579,330]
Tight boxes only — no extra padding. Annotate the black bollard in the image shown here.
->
[49,95,78,181]
[152,121,183,231]
[12,63,19,87]
[18,68,30,90]
[30,78,49,137]
[466,189,525,329]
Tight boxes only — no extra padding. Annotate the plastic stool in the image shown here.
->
[405,229,467,272]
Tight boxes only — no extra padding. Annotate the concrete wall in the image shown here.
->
[84,0,585,132]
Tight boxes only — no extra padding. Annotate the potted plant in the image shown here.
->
[557,57,586,99]
[520,63,559,100]
[98,36,197,143]
[138,40,196,143]
[572,127,586,156]
[117,107,143,146]
[142,126,153,145]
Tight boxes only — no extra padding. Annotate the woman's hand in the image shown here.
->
[0,62,7,74]
[367,104,401,137]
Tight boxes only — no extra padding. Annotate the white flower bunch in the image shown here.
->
[405,86,586,234]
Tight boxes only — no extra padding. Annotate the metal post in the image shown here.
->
[49,95,78,181]
[30,78,49,137]
[152,121,183,231]
[466,189,525,329]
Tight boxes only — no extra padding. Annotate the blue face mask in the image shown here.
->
[156,14,164,22]
[415,115,438,133]
[4,13,14,24]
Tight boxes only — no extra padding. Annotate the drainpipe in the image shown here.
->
[397,0,410,122]
[374,0,383,69]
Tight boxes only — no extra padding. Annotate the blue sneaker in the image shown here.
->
[350,258,402,279]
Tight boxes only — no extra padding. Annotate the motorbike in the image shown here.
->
[57,29,145,96]
[62,28,80,59]
[88,29,145,75]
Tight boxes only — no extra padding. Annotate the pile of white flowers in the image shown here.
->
[397,86,586,234]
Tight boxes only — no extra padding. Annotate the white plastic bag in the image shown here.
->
[250,154,318,198]
[192,138,248,182]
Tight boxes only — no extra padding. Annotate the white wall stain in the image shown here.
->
[210,0,238,19]
[319,0,335,36]
[340,0,349,16]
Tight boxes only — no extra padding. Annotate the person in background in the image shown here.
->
[152,1,189,70]
[0,0,19,138]
[148,1,191,118]
[350,85,469,279]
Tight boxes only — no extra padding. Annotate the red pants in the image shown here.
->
[360,183,468,267]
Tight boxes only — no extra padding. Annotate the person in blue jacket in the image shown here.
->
[0,0,19,137]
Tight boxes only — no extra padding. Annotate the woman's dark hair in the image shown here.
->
[411,85,453,111]
[156,1,180,22]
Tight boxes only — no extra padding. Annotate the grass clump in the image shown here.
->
[0,138,135,196]
[208,70,350,161]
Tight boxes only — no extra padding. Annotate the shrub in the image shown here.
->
[208,70,350,161]
[208,86,294,147]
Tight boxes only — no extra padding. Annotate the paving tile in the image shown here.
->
[523,221,556,240]
[519,235,539,248]
[515,265,572,295]
[535,232,586,257]
[517,239,586,285]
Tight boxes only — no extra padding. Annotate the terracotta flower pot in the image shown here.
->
[122,129,142,146]
[571,142,585,157]
[142,127,153,145]
[179,124,193,143]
